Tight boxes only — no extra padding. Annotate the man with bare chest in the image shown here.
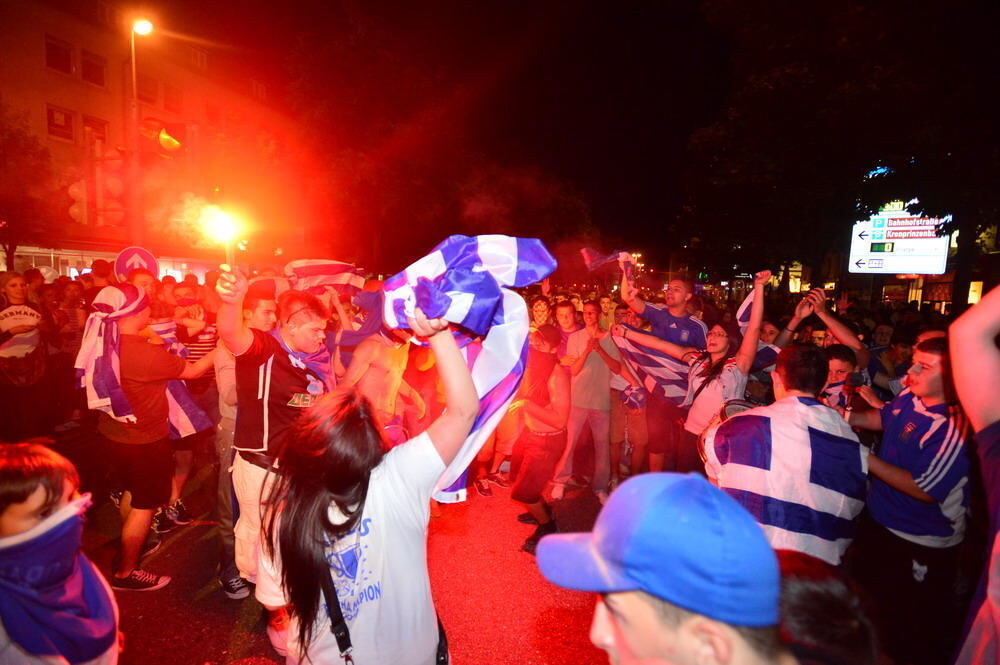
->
[341,331,426,444]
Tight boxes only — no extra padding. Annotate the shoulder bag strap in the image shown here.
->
[320,574,353,662]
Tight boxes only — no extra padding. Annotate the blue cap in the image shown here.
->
[536,473,779,627]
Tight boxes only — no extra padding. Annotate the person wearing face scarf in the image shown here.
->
[0,444,119,665]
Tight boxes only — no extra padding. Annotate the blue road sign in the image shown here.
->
[115,246,159,280]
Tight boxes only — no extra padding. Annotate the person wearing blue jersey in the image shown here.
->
[619,259,708,473]
[846,336,971,665]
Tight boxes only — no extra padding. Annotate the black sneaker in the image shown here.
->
[152,507,180,534]
[111,569,171,592]
[165,499,193,526]
[521,521,558,555]
[517,512,538,525]
[473,478,493,497]
[486,473,511,488]
[141,537,162,560]
[221,574,251,600]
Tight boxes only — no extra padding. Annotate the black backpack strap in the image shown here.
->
[320,574,353,662]
[436,614,449,665]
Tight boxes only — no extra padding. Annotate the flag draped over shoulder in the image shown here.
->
[285,259,365,295]
[148,321,214,439]
[74,285,149,423]
[610,323,690,404]
[702,396,868,565]
[382,235,557,502]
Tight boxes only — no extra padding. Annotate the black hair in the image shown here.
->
[554,300,576,313]
[825,344,858,368]
[775,344,828,397]
[890,328,916,347]
[914,336,957,402]
[126,268,155,282]
[263,390,387,653]
[776,550,879,665]
[529,295,550,308]
[277,289,329,324]
[697,321,742,383]
[0,443,79,515]
[582,299,601,309]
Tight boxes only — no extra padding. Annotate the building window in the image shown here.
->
[164,83,183,113]
[47,105,74,141]
[45,36,73,74]
[136,73,158,104]
[188,48,208,70]
[81,50,106,87]
[83,116,109,144]
[250,79,267,102]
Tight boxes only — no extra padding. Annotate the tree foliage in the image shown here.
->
[682,0,999,301]
[0,100,59,271]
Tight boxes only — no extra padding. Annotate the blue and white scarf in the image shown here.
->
[148,320,214,439]
[382,235,556,502]
[74,284,149,423]
[0,495,117,664]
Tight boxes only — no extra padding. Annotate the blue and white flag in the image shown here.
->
[383,235,557,502]
[702,396,869,565]
[611,324,691,405]
[735,290,780,371]
[75,284,149,423]
[148,321,214,439]
[285,259,365,295]
[581,247,623,272]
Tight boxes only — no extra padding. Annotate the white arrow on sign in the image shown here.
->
[126,254,148,270]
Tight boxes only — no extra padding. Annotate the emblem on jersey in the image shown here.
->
[680,329,690,343]
[287,393,320,408]
[900,422,917,442]
[912,559,928,582]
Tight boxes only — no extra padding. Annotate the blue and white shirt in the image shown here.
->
[630,305,708,406]
[703,396,869,565]
[868,389,971,548]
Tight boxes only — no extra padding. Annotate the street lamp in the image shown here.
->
[128,19,153,245]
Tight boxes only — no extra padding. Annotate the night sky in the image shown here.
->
[162,0,731,251]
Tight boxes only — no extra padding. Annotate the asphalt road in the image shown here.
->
[59,428,606,665]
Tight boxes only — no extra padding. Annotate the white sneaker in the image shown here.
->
[550,483,564,501]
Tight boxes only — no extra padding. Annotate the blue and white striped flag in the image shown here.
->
[285,259,365,294]
[382,235,557,502]
[702,396,868,565]
[735,290,780,371]
[610,324,690,405]
[148,321,214,439]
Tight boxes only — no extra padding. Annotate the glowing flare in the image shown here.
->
[133,19,153,35]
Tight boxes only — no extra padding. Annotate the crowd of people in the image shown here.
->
[0,244,998,665]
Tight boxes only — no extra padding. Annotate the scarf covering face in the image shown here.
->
[147,320,213,439]
[0,495,117,664]
[381,234,556,502]
[74,284,149,423]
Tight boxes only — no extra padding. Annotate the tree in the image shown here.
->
[0,100,58,271]
[682,0,1000,305]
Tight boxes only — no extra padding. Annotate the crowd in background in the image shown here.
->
[1,251,998,665]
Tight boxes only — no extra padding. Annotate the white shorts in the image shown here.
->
[231,453,277,583]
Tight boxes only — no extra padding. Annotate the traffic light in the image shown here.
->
[139,117,186,159]
[68,178,90,224]
[95,145,125,226]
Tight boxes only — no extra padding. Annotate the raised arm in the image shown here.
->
[807,288,870,368]
[178,348,217,380]
[415,310,479,466]
[774,296,814,348]
[734,271,770,374]
[215,266,253,356]
[618,253,646,315]
[612,323,697,362]
[950,284,1000,431]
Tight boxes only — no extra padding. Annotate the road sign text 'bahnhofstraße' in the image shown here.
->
[848,208,951,275]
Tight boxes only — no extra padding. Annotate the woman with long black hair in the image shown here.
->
[613,270,770,472]
[256,307,479,664]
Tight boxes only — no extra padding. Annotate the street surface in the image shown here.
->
[57,427,605,665]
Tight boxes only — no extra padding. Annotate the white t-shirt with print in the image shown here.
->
[683,356,748,436]
[256,431,444,665]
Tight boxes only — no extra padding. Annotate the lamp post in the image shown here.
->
[128,19,152,246]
